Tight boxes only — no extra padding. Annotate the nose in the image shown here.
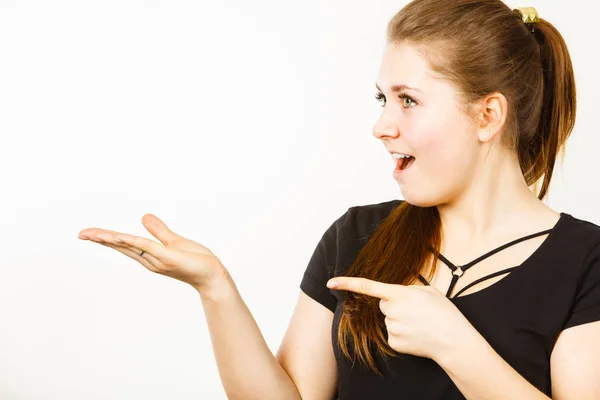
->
[372,114,400,140]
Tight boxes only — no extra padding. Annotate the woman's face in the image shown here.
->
[373,42,481,207]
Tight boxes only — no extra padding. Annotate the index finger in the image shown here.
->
[327,277,396,300]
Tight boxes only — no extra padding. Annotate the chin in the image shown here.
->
[399,187,441,208]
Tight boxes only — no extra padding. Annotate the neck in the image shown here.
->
[436,150,557,243]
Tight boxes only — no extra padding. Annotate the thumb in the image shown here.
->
[141,213,182,245]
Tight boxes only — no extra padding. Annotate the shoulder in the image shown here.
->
[551,213,600,334]
[563,212,600,235]
[342,199,403,236]
[325,199,403,279]
[560,212,600,254]
[555,213,600,288]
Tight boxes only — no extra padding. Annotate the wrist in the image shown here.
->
[195,268,238,303]
[435,323,484,369]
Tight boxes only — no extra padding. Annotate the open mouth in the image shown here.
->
[396,156,415,171]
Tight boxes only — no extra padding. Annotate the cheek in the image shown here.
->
[410,110,466,170]
[401,118,474,206]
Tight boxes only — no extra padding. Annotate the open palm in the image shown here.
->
[78,213,229,291]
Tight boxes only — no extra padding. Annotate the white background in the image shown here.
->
[0,0,598,399]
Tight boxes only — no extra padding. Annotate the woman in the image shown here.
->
[78,0,600,398]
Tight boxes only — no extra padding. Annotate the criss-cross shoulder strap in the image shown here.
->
[420,228,553,298]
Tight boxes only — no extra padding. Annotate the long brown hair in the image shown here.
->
[337,0,576,376]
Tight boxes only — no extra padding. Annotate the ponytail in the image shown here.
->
[524,19,576,200]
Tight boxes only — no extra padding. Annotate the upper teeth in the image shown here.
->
[392,153,412,159]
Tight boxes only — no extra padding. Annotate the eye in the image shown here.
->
[399,94,417,108]
[375,91,386,107]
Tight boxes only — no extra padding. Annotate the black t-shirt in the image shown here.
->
[300,199,600,399]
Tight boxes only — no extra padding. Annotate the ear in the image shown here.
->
[475,92,508,143]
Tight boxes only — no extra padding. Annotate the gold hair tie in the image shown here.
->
[515,6,540,24]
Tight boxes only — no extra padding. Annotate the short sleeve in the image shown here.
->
[299,209,350,313]
[563,241,600,330]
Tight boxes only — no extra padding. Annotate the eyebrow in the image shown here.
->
[375,83,423,94]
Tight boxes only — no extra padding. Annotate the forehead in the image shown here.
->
[376,43,437,92]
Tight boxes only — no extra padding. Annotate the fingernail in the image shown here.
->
[327,280,339,288]
[78,234,88,240]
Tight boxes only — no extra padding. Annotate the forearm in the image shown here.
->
[435,325,550,400]
[198,274,302,400]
